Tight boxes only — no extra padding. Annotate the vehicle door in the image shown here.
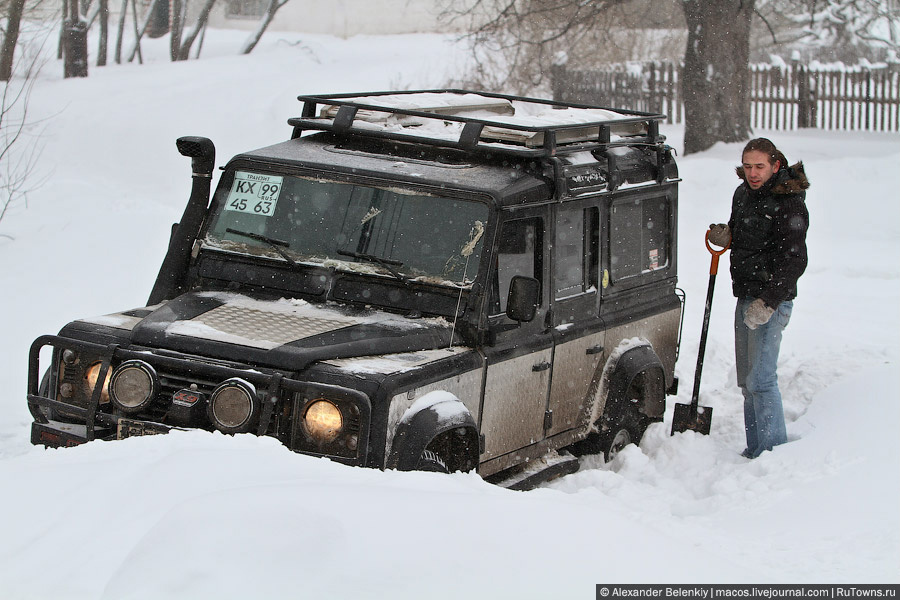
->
[479,210,552,461]
[546,202,606,438]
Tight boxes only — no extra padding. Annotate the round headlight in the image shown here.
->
[110,361,157,412]
[304,399,343,443]
[208,379,258,433]
[84,361,112,404]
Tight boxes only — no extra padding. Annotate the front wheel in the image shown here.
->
[416,449,449,473]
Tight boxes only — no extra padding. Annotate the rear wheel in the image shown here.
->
[599,406,648,462]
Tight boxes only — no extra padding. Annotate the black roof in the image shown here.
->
[232,132,552,208]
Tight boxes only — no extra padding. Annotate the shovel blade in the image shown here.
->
[670,402,713,436]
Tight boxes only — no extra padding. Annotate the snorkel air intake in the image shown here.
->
[147,137,216,305]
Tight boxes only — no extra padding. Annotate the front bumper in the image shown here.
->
[27,335,372,464]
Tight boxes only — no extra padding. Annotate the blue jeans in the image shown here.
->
[734,298,792,458]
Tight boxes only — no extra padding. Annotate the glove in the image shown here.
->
[708,223,731,248]
[744,298,775,330]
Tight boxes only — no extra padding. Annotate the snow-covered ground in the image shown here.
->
[0,29,898,598]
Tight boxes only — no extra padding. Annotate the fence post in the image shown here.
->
[551,62,566,103]
[794,58,810,128]
[865,68,872,130]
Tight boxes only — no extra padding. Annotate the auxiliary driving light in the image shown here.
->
[84,361,112,404]
[208,379,259,434]
[110,361,158,413]
[304,399,343,443]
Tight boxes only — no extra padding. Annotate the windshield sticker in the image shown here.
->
[225,171,283,216]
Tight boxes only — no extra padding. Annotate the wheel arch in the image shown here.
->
[387,391,479,473]
[596,342,667,425]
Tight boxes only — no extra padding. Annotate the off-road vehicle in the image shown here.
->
[27,90,683,489]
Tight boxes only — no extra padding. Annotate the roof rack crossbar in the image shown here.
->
[599,124,611,145]
[332,105,359,132]
[459,122,485,150]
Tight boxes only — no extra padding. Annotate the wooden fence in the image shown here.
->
[551,62,682,125]
[552,61,900,132]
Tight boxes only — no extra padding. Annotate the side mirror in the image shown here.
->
[506,276,540,322]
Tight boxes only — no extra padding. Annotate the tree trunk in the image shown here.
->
[176,0,217,61]
[97,0,109,66]
[170,0,185,62]
[0,0,27,81]
[127,0,164,63]
[681,0,755,155]
[241,0,284,55]
[63,0,89,78]
[114,0,127,63]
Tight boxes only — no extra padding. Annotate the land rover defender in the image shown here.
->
[27,90,683,489]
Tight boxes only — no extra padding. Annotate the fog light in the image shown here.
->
[59,382,75,399]
[304,399,343,443]
[110,361,157,412]
[85,361,112,404]
[208,379,258,433]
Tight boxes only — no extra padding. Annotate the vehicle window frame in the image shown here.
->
[605,189,674,291]
[487,214,546,319]
[553,204,600,302]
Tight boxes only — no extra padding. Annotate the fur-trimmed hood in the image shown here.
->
[735,161,810,195]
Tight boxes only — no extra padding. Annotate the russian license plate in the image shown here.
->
[117,418,172,440]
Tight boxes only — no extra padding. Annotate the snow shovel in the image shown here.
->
[671,230,730,436]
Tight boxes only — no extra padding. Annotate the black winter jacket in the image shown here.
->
[728,162,809,308]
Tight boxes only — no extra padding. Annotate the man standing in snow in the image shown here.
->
[708,138,809,459]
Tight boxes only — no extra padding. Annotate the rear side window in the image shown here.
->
[609,195,669,281]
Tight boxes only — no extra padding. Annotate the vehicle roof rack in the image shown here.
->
[288,89,666,159]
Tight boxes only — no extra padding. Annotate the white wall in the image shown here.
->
[208,0,461,37]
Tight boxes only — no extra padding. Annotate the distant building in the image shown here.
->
[207,0,458,37]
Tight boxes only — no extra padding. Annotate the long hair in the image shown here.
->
[742,138,788,169]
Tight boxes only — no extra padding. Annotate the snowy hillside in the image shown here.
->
[0,30,898,598]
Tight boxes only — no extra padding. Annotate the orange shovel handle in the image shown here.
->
[705,230,731,275]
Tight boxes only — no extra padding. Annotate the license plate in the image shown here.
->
[117,418,172,440]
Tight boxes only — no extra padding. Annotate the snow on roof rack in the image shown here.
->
[288,89,666,158]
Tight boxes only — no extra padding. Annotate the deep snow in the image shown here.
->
[0,29,898,598]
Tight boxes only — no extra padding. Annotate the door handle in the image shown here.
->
[532,361,551,372]
[586,344,604,355]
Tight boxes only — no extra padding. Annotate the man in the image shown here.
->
[709,138,809,458]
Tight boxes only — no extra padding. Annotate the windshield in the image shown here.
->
[203,170,488,286]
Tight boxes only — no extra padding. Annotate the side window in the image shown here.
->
[609,196,669,281]
[555,207,599,300]
[489,218,543,315]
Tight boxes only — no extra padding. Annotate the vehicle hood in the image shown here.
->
[70,291,454,373]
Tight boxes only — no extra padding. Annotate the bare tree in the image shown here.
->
[0,0,27,81]
[681,1,756,154]
[176,0,216,60]
[439,0,663,93]
[126,0,163,63]
[241,0,292,55]
[441,0,756,154]
[97,0,109,66]
[0,30,47,228]
[62,0,89,77]
[754,0,900,62]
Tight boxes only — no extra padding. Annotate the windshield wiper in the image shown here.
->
[336,248,409,284]
[225,228,303,271]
